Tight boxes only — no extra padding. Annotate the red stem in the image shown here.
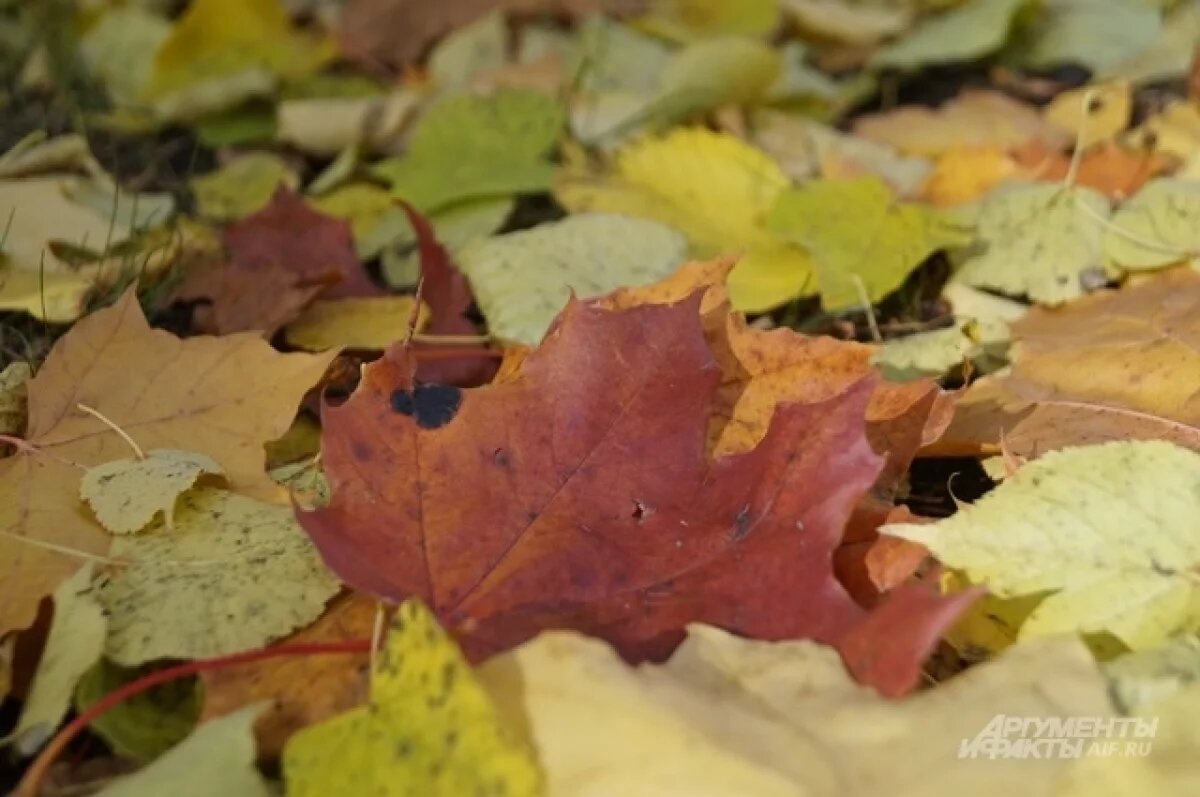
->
[14,639,372,797]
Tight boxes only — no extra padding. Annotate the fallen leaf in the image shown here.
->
[426,10,507,89]
[870,0,1029,71]
[144,0,334,121]
[79,5,170,108]
[1010,0,1160,74]
[189,152,298,220]
[76,659,203,763]
[0,176,137,271]
[175,260,323,337]
[555,127,815,312]
[476,626,1114,797]
[200,592,374,757]
[222,188,379,300]
[853,90,1072,156]
[9,564,105,755]
[632,0,779,41]
[457,213,687,345]
[282,600,542,797]
[94,704,271,797]
[885,440,1200,650]
[932,268,1200,457]
[1099,0,1200,85]
[338,0,640,68]
[275,90,421,157]
[1124,99,1200,161]
[1103,178,1200,270]
[0,290,336,638]
[1042,82,1132,149]
[782,0,913,46]
[284,297,424,351]
[0,362,31,437]
[1056,680,1200,796]
[1105,634,1200,714]
[1011,140,1174,201]
[765,176,971,309]
[371,90,563,213]
[921,146,1019,206]
[98,485,338,665]
[953,182,1112,304]
[80,449,225,534]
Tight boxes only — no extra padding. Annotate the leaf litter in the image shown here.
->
[3,1,1200,795]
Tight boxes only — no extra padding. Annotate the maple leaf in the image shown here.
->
[933,268,1200,458]
[0,290,336,637]
[299,283,968,693]
[176,188,380,335]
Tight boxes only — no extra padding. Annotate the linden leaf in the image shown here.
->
[457,213,687,345]
[371,90,563,213]
[94,704,271,797]
[282,600,542,797]
[0,290,336,638]
[8,564,105,755]
[870,0,1029,71]
[1103,178,1200,270]
[97,486,339,666]
[555,127,814,311]
[765,176,971,310]
[76,659,203,763]
[884,441,1200,651]
[954,183,1112,303]
[144,0,334,121]
[80,449,226,535]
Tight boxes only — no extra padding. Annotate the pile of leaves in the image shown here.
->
[2,0,1200,794]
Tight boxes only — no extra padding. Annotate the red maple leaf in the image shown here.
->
[299,293,972,694]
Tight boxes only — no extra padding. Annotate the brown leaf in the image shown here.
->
[0,291,336,637]
[931,268,1200,458]
[200,592,375,756]
[339,0,644,69]
[1011,140,1176,201]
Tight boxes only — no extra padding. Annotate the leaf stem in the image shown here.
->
[1062,87,1097,190]
[75,403,144,460]
[12,639,372,797]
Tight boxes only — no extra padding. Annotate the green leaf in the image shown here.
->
[766,176,971,310]
[95,705,270,797]
[458,212,687,345]
[189,152,297,220]
[632,0,781,42]
[283,600,542,797]
[1103,178,1200,271]
[427,10,507,89]
[1099,0,1200,84]
[76,659,203,764]
[953,183,1112,304]
[883,440,1200,651]
[96,486,339,666]
[371,90,563,213]
[1008,0,1161,73]
[870,0,1030,71]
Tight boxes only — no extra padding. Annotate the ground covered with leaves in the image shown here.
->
[1,0,1200,795]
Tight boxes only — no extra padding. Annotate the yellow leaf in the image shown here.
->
[1043,82,1132,150]
[284,296,425,351]
[632,0,780,42]
[283,600,542,797]
[921,146,1018,206]
[145,0,334,120]
[9,564,105,755]
[80,449,225,534]
[0,290,336,639]
[766,176,971,309]
[884,440,1200,651]
[98,486,339,665]
[555,128,814,312]
[476,625,1114,797]
[189,152,298,220]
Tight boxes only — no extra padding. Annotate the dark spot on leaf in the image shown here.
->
[730,505,752,541]
[492,448,511,468]
[390,384,462,429]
